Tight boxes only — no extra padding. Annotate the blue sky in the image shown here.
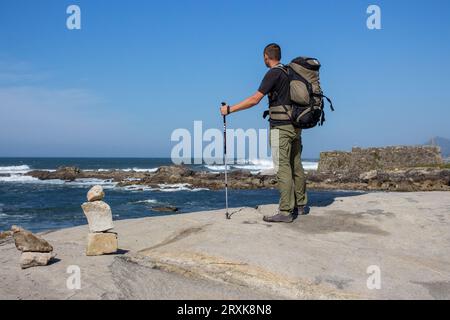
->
[0,0,449,158]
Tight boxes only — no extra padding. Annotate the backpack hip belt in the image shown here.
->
[267,105,292,121]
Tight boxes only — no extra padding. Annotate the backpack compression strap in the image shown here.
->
[313,93,335,111]
[311,93,334,126]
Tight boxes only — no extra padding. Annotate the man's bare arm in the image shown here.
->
[220,91,265,115]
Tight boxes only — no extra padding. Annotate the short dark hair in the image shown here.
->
[264,43,281,61]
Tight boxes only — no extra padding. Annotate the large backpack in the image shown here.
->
[265,57,334,129]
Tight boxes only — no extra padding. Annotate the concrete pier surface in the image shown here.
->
[1,191,449,300]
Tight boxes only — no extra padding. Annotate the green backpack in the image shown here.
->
[266,57,334,128]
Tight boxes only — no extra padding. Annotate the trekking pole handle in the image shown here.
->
[221,102,231,117]
[221,102,226,121]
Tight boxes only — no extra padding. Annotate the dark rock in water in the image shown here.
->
[27,166,148,182]
[28,166,81,181]
[156,165,194,178]
[151,206,179,212]
[27,170,52,180]
[133,167,276,190]
[11,226,53,253]
[54,166,81,181]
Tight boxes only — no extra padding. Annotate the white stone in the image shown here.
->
[87,185,105,202]
[81,201,114,232]
[359,170,378,181]
[20,252,56,269]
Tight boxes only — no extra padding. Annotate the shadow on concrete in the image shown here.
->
[308,190,365,208]
[292,190,365,221]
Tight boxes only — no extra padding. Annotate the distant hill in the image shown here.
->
[424,137,450,158]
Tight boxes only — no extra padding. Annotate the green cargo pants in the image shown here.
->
[270,124,308,216]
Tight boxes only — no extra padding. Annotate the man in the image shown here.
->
[220,43,307,223]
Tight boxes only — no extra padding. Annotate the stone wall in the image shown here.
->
[318,146,443,174]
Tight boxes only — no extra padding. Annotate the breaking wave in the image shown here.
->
[204,159,318,172]
[120,183,209,192]
[65,178,117,188]
[86,168,159,173]
[0,165,30,172]
[0,165,31,175]
[129,199,158,204]
[0,174,41,183]
[0,165,57,183]
[157,183,209,192]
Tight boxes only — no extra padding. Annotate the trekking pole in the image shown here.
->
[221,102,230,220]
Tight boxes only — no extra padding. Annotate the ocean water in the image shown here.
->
[0,158,360,233]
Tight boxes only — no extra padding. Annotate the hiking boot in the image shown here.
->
[296,205,306,215]
[292,206,308,219]
[263,213,293,223]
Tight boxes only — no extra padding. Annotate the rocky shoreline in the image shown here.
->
[25,164,450,192]
[22,146,450,192]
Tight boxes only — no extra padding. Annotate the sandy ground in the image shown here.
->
[1,191,449,300]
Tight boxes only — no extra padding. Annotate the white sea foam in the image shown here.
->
[120,185,155,192]
[120,183,208,192]
[233,158,274,171]
[65,178,117,188]
[130,199,158,204]
[190,188,209,192]
[203,165,231,171]
[204,159,318,173]
[86,168,159,173]
[0,174,119,188]
[157,184,209,192]
[0,165,61,183]
[302,161,319,171]
[124,177,141,182]
[0,174,41,183]
[157,183,193,192]
[5,213,33,219]
[123,168,159,173]
[0,165,31,174]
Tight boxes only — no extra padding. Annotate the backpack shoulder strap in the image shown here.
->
[273,64,288,75]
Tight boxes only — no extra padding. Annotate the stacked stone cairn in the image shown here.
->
[11,225,56,269]
[81,185,118,256]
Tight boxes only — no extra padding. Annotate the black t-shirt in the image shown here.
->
[258,66,291,107]
[258,66,291,126]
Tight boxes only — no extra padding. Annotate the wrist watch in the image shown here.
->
[227,105,231,115]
